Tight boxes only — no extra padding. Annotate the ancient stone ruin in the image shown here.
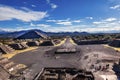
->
[15,30,48,40]
[109,40,120,47]
[34,67,94,80]
[9,42,28,50]
[27,41,40,46]
[0,44,14,54]
[40,40,54,46]
[0,57,26,80]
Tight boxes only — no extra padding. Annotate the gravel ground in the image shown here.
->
[10,39,120,80]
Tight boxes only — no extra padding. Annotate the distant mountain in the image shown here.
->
[46,31,89,36]
[0,29,90,38]
[0,30,9,34]
[15,30,48,39]
[0,30,26,38]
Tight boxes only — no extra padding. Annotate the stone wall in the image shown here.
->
[109,40,120,47]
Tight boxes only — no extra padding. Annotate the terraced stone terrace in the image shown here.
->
[34,67,94,80]
[0,37,120,80]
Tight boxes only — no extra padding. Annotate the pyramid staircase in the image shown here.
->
[0,44,14,54]
[9,43,25,50]
[0,58,25,75]
[20,42,28,49]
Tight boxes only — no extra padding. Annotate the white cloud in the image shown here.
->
[46,18,81,25]
[30,23,50,27]
[110,5,120,10]
[56,21,72,25]
[50,3,58,9]
[93,17,117,25]
[31,5,36,7]
[45,22,120,32]
[2,19,120,32]
[0,5,48,22]
[80,27,120,32]
[46,19,57,22]
[0,27,35,32]
[30,23,35,26]
[36,24,50,27]
[47,17,120,33]
[46,0,58,9]
[46,18,70,22]
[104,17,117,22]
[86,17,93,20]
[44,25,85,32]
[46,18,72,25]
[93,21,104,25]
[2,12,119,33]
[3,23,120,33]
[73,20,81,23]
[92,17,120,32]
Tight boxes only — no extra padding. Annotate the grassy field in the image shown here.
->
[2,47,38,59]
[70,38,77,45]
[54,38,66,46]
[104,45,120,51]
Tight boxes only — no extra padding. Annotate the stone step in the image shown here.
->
[0,45,14,54]
[0,58,9,64]
[9,64,26,74]
[20,43,28,48]
[3,61,15,69]
[0,66,10,80]
[5,45,15,52]
[6,63,17,70]
[9,43,28,50]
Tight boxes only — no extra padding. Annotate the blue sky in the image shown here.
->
[0,0,120,32]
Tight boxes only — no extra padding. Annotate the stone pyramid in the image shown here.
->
[15,30,48,39]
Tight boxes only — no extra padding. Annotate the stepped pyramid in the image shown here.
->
[15,30,48,39]
[0,44,14,54]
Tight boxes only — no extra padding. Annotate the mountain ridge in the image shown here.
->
[0,29,90,38]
